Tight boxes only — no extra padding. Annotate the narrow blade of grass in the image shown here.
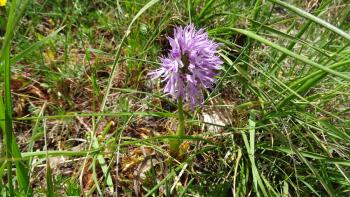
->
[46,163,55,197]
[227,28,350,81]
[268,0,350,41]
[241,111,268,196]
[10,26,65,65]
[270,0,332,74]
[278,59,350,108]
[0,0,32,194]
[100,0,160,112]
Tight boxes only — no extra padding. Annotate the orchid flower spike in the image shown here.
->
[149,24,223,109]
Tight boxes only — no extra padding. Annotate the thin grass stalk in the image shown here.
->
[267,0,350,41]
[270,0,332,74]
[4,42,14,196]
[1,0,32,194]
[1,1,17,194]
[239,0,263,91]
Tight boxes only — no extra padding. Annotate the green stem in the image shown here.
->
[4,45,14,197]
[169,97,185,157]
[176,97,185,137]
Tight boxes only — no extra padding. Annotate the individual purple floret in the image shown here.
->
[149,24,223,109]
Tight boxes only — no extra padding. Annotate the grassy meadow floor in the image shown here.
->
[0,0,350,196]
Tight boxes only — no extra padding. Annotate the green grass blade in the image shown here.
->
[249,111,257,192]
[288,59,350,90]
[197,0,215,20]
[285,149,342,195]
[261,146,350,167]
[270,0,332,74]
[268,0,350,41]
[12,135,31,195]
[3,34,15,197]
[228,28,350,81]
[144,170,176,197]
[0,0,31,194]
[241,111,268,196]
[278,59,350,108]
[100,0,160,112]
[249,20,332,59]
[10,26,65,65]
[46,163,55,197]
[3,36,33,197]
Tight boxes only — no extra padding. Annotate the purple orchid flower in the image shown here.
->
[149,24,223,109]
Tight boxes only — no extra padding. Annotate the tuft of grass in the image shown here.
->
[0,0,349,196]
[1,0,32,195]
